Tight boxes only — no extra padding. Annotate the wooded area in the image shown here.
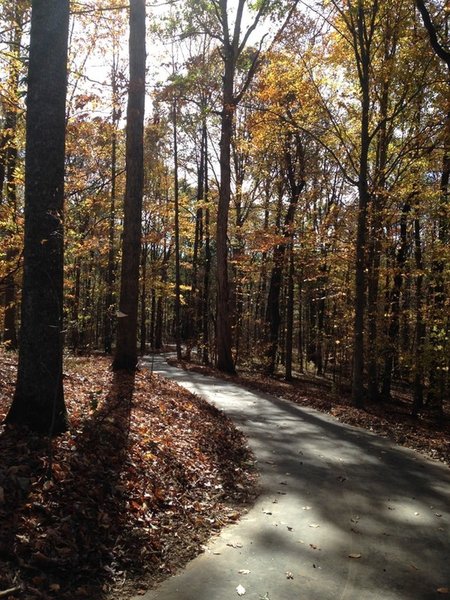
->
[0,0,449,431]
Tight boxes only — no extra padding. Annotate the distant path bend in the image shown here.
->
[136,355,450,600]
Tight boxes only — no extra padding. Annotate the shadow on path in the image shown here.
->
[139,356,450,600]
[1,371,136,598]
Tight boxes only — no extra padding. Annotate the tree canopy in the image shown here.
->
[0,0,448,430]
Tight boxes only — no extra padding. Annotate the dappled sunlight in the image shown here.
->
[146,356,450,600]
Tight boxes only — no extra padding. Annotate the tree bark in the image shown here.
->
[265,133,304,374]
[415,0,450,411]
[202,125,211,365]
[285,243,295,380]
[216,56,236,373]
[113,0,146,371]
[215,0,269,373]
[104,52,119,354]
[412,216,425,415]
[381,201,410,400]
[1,2,26,350]
[140,243,148,355]
[351,2,373,408]
[6,0,70,434]
[172,98,182,360]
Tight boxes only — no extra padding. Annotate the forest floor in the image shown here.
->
[1,352,448,600]
[0,351,257,600]
[168,357,450,468]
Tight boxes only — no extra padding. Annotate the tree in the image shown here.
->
[337,0,378,408]
[415,0,450,408]
[0,0,28,350]
[6,0,70,434]
[112,0,146,371]
[186,0,273,373]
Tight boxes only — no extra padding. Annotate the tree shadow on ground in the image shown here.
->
[155,362,450,600]
[0,370,136,599]
[0,426,49,593]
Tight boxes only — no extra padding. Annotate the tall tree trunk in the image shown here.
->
[172,97,182,360]
[214,0,271,372]
[113,0,146,371]
[188,117,206,356]
[104,52,119,354]
[216,57,236,373]
[351,2,373,408]
[6,0,70,434]
[366,1,398,403]
[202,125,211,365]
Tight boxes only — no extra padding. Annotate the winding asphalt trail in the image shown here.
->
[135,355,450,600]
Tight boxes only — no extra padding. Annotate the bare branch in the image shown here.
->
[415,0,450,69]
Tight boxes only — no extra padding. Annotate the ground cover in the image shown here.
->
[0,352,257,600]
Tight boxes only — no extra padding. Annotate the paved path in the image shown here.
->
[135,355,450,600]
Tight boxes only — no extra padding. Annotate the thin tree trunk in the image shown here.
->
[140,244,148,355]
[265,134,304,374]
[412,216,425,415]
[189,118,206,356]
[428,106,450,410]
[1,3,26,350]
[202,125,211,365]
[104,52,119,354]
[381,201,410,400]
[297,272,304,373]
[172,97,182,360]
[285,243,295,381]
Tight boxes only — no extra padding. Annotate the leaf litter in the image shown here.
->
[0,352,258,599]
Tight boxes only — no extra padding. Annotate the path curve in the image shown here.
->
[135,355,450,600]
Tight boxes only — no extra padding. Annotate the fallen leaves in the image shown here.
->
[0,353,257,599]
